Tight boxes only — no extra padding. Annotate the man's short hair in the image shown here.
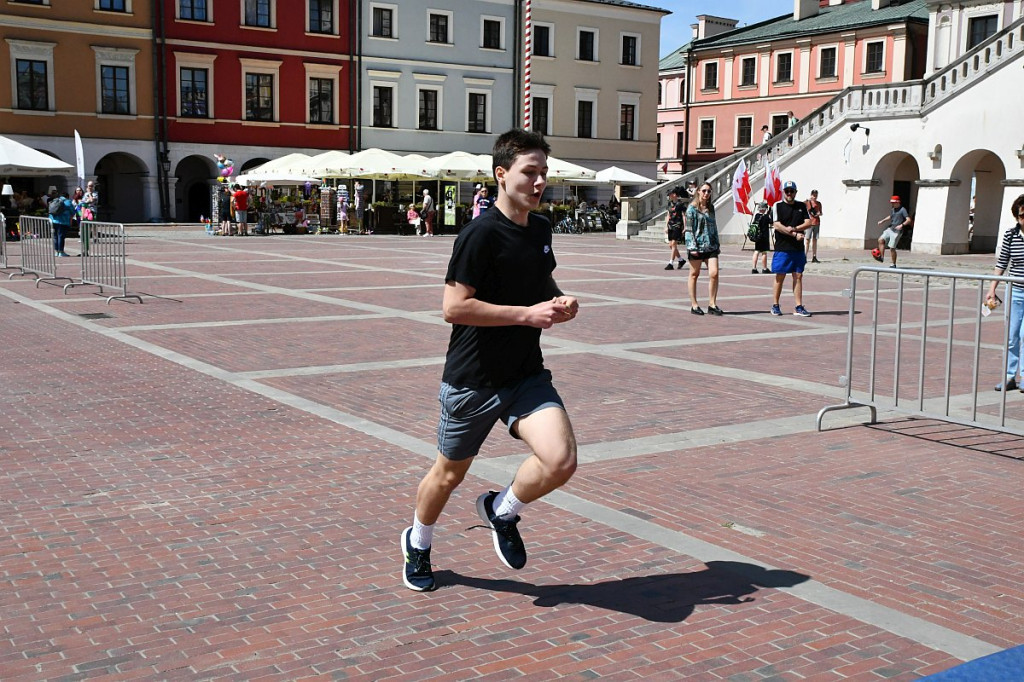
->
[492,129,551,178]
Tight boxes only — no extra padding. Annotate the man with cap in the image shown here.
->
[770,180,812,317]
[876,195,910,268]
[664,187,685,270]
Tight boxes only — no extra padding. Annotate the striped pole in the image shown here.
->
[523,0,532,130]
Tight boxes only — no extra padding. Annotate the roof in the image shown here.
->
[574,0,670,15]
[663,0,928,57]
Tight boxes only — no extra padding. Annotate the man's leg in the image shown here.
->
[791,273,803,307]
[415,453,474,526]
[890,246,898,266]
[772,273,785,306]
[506,407,577,504]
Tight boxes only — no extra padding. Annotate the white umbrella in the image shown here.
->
[246,152,314,176]
[594,166,656,185]
[546,155,597,183]
[426,151,492,182]
[0,135,74,176]
[300,150,350,177]
[238,174,319,186]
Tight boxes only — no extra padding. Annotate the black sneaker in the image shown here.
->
[995,379,1018,392]
[812,257,820,264]
[401,526,436,591]
[762,268,773,274]
[751,268,759,274]
[664,263,674,270]
[476,491,526,570]
[676,261,686,269]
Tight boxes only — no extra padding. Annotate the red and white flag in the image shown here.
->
[764,161,783,207]
[732,159,752,215]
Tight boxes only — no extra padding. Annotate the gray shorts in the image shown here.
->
[805,225,819,240]
[234,210,247,223]
[437,369,565,461]
[880,227,901,249]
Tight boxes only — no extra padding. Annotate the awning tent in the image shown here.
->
[0,135,75,176]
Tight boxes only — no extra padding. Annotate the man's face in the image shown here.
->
[497,149,548,210]
[784,188,797,203]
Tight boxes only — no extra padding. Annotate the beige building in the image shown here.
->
[527,0,667,180]
[0,1,156,221]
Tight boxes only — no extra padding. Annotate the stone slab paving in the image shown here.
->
[0,234,1020,680]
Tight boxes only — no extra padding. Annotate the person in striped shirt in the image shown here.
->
[986,194,1024,391]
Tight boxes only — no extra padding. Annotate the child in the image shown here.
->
[339,200,349,234]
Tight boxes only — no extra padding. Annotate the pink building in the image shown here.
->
[658,0,930,173]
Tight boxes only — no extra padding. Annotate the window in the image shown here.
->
[736,116,753,147]
[967,15,997,49]
[309,77,333,123]
[429,12,449,43]
[308,0,333,34]
[775,52,793,83]
[101,65,130,114]
[98,0,126,11]
[482,18,503,49]
[676,131,685,157]
[577,100,593,137]
[244,0,271,27]
[468,92,487,133]
[245,73,274,120]
[703,62,718,90]
[179,0,207,21]
[657,82,662,105]
[13,0,46,4]
[532,97,549,135]
[15,59,48,111]
[656,133,661,156]
[819,46,837,79]
[180,67,208,117]
[698,119,715,150]
[621,34,638,66]
[619,104,635,140]
[771,113,788,136]
[865,41,884,73]
[371,6,394,37]
[740,57,756,87]
[578,29,596,61]
[533,24,552,57]
[372,85,393,127]
[418,88,438,130]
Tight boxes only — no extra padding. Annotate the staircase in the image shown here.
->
[620,15,1024,239]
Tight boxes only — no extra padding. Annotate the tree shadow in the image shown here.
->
[434,560,809,623]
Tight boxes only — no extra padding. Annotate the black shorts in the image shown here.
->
[667,226,683,242]
[688,249,720,261]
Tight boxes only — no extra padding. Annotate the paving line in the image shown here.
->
[0,284,1001,662]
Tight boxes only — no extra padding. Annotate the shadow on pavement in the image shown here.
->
[434,560,809,623]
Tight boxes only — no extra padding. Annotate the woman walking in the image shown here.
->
[684,182,722,315]
[986,194,1024,391]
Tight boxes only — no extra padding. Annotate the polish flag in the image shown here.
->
[764,161,783,207]
[732,159,752,215]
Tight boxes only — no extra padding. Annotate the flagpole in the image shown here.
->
[523,0,532,130]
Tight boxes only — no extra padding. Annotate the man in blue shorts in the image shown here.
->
[771,180,813,317]
[401,129,580,592]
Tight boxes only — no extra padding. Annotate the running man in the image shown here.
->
[401,129,580,592]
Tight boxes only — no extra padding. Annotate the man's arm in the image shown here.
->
[442,280,575,329]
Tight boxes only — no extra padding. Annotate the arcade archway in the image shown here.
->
[94,152,148,222]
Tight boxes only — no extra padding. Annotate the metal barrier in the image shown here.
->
[64,221,142,304]
[8,215,72,286]
[818,266,1024,435]
[0,213,7,270]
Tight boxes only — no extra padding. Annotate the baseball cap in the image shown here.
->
[757,201,768,209]
[890,195,900,202]
[783,180,797,192]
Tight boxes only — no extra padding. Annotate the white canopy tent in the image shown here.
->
[0,135,74,177]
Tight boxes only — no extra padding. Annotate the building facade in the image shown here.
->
[528,0,667,179]
[658,0,930,174]
[0,0,156,221]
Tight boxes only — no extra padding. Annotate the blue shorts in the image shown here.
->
[772,250,806,274]
[437,370,565,461]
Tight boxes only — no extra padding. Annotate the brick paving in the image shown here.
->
[1,233,1021,680]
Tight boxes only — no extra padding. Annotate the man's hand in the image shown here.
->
[525,297,578,328]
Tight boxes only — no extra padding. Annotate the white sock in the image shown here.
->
[493,485,526,521]
[410,514,433,550]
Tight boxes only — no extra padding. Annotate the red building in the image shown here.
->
[160,0,356,220]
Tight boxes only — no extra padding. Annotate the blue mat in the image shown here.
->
[922,645,1024,680]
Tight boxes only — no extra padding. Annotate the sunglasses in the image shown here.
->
[784,189,796,194]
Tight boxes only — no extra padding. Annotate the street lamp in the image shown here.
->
[850,123,871,137]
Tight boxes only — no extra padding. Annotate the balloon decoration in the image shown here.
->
[214,153,235,183]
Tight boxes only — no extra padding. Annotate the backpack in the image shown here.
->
[746,220,759,242]
[48,197,62,216]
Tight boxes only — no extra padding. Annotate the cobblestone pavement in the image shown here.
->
[1,233,1020,680]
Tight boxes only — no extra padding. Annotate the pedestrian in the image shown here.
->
[875,195,911,268]
[401,128,580,593]
[473,186,492,218]
[770,180,813,317]
[231,184,249,236]
[48,189,74,257]
[787,111,798,146]
[421,189,436,236]
[664,188,685,270]
[751,201,772,274]
[684,182,723,315]
[986,194,1024,391]
[805,189,823,263]
[761,124,771,144]
[406,204,420,235]
[218,186,233,235]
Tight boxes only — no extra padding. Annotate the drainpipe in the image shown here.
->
[683,44,693,174]
[352,0,362,151]
[150,0,170,220]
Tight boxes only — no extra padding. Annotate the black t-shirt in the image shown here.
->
[442,208,556,388]
[773,200,809,252]
[667,198,685,228]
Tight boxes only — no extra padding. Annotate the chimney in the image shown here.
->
[794,0,819,20]
[692,15,739,40]
[871,0,892,9]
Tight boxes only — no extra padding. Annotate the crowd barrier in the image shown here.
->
[7,215,72,286]
[817,266,1024,436]
[0,213,8,270]
[64,221,142,304]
